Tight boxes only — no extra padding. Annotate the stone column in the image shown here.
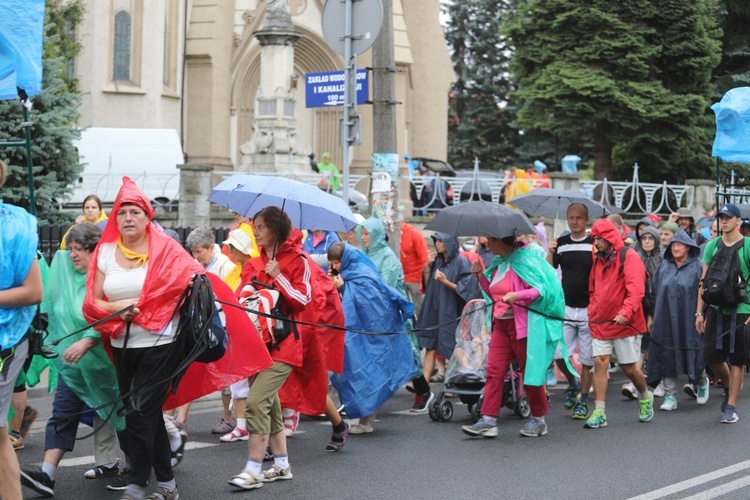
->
[177,163,214,227]
[686,178,716,215]
[238,1,309,174]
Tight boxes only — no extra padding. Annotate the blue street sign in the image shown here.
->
[305,69,369,108]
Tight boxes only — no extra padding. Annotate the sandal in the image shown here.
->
[85,463,120,479]
[325,421,350,452]
[228,470,263,490]
[171,431,188,468]
[211,418,235,435]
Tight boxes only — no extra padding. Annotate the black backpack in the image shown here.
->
[701,239,748,307]
[617,247,655,317]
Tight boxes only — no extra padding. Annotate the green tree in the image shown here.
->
[444,0,519,170]
[0,0,85,223]
[505,0,722,182]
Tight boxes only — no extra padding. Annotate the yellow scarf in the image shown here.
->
[117,236,149,268]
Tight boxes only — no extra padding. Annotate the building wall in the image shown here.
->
[76,0,184,130]
[75,0,453,175]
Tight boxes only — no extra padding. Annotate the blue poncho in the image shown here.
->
[0,201,38,350]
[331,244,417,418]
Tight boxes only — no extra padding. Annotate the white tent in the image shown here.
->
[65,127,184,207]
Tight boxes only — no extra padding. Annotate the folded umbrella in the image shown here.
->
[424,201,535,239]
[209,174,359,233]
[508,188,611,220]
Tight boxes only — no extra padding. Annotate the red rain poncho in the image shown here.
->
[82,177,272,410]
[278,230,345,415]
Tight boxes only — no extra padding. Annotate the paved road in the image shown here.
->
[16,374,750,499]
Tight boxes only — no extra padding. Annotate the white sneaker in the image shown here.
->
[653,381,666,398]
[696,380,710,405]
[620,382,637,400]
[660,395,677,411]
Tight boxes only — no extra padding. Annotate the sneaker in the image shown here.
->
[639,392,655,422]
[228,470,263,490]
[211,418,235,435]
[572,400,589,420]
[621,382,637,400]
[411,391,434,413]
[261,464,293,482]
[564,381,581,409]
[721,389,729,413]
[220,426,249,442]
[107,468,133,491]
[283,409,300,437]
[325,421,350,453]
[721,406,739,424]
[653,381,666,398]
[171,431,188,468]
[9,430,24,451]
[145,485,180,500]
[519,418,548,437]
[696,380,709,405]
[584,408,607,429]
[20,406,38,439]
[461,419,498,438]
[660,395,677,411]
[20,467,55,497]
[546,369,558,387]
[85,462,120,479]
[683,383,697,399]
[348,422,374,434]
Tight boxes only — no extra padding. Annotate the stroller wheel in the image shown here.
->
[516,394,531,419]
[471,397,483,423]
[438,400,454,422]
[428,398,440,422]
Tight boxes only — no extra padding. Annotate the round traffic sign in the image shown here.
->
[321,0,384,56]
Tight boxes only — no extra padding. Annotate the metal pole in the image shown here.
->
[341,0,354,207]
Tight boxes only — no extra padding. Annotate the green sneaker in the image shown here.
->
[572,400,589,420]
[583,408,607,429]
[564,381,581,409]
[638,391,654,422]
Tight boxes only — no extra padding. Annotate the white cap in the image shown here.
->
[222,228,253,255]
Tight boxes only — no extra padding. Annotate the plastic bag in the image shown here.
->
[712,87,750,164]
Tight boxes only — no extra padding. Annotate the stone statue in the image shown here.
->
[264,0,293,29]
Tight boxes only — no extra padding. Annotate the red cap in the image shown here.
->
[646,213,662,223]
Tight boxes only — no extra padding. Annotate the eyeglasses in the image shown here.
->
[640,235,655,241]
[68,245,87,254]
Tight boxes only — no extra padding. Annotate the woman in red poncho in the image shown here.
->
[83,178,271,500]
[229,206,311,491]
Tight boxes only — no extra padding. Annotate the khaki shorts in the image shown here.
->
[0,340,29,427]
[245,361,292,436]
[592,336,640,365]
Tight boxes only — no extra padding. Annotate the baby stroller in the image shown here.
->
[428,299,531,422]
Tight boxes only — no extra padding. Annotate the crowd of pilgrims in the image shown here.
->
[6,175,733,499]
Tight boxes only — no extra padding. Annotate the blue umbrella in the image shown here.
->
[209,174,359,233]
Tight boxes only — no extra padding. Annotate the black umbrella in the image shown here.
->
[424,201,536,239]
[508,188,611,220]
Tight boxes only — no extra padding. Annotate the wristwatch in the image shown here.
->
[695,312,704,317]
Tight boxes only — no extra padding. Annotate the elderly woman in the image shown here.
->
[647,229,708,410]
[60,194,108,249]
[229,206,310,491]
[21,224,126,497]
[187,227,234,281]
[0,160,43,500]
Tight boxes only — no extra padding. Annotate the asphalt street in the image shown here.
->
[16,373,750,499]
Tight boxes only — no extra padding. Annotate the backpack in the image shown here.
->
[617,247,655,317]
[701,239,748,307]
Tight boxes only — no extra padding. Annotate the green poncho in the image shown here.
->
[483,245,576,387]
[318,152,341,192]
[36,251,125,430]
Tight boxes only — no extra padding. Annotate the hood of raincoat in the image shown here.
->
[591,219,623,256]
[635,217,655,239]
[362,216,389,256]
[637,225,661,255]
[664,228,700,263]
[362,216,404,290]
[432,232,460,263]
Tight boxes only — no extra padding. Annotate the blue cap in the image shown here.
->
[717,203,741,219]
